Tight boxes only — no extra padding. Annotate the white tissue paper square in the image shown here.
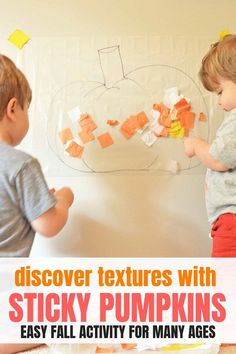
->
[141,130,158,146]
[68,106,82,122]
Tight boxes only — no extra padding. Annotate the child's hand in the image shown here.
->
[54,187,74,209]
[184,137,196,158]
[31,187,74,237]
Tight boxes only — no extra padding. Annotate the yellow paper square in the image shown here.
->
[8,29,30,49]
[220,29,230,40]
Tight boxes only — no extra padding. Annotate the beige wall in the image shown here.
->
[0,0,236,257]
[1,0,236,37]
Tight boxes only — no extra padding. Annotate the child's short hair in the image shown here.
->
[199,34,236,91]
[0,54,32,119]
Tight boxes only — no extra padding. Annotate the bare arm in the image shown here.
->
[0,343,43,354]
[184,137,229,171]
[31,187,74,237]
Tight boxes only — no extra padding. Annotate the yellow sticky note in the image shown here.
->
[8,29,30,49]
[220,29,230,40]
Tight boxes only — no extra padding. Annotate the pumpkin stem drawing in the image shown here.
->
[99,46,126,89]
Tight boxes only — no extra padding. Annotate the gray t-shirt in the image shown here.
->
[0,142,56,257]
[206,109,236,225]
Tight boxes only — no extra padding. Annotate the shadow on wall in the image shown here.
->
[31,211,210,257]
[30,175,210,257]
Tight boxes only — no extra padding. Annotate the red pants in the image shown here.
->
[211,213,236,257]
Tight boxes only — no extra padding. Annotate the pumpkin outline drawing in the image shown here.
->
[47,45,209,174]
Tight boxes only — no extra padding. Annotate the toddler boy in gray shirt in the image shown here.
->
[184,34,236,257]
[0,53,74,353]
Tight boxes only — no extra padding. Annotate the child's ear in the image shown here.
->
[6,98,18,122]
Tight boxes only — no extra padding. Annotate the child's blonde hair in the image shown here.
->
[0,54,32,119]
[199,34,236,91]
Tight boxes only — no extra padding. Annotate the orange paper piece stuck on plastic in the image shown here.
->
[136,111,149,128]
[184,127,189,137]
[153,103,171,128]
[78,130,95,144]
[120,112,149,139]
[79,113,97,132]
[121,343,137,350]
[65,141,84,158]
[153,103,169,117]
[174,98,191,112]
[153,103,162,111]
[158,114,172,128]
[120,117,138,139]
[95,346,115,353]
[107,119,119,126]
[199,112,207,122]
[58,128,73,144]
[177,111,195,129]
[97,132,114,148]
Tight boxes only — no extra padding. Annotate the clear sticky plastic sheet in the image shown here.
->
[19,36,219,176]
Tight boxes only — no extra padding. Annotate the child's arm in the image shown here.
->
[0,343,43,354]
[31,187,74,237]
[184,137,229,171]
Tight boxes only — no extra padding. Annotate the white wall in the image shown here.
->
[1,0,235,257]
